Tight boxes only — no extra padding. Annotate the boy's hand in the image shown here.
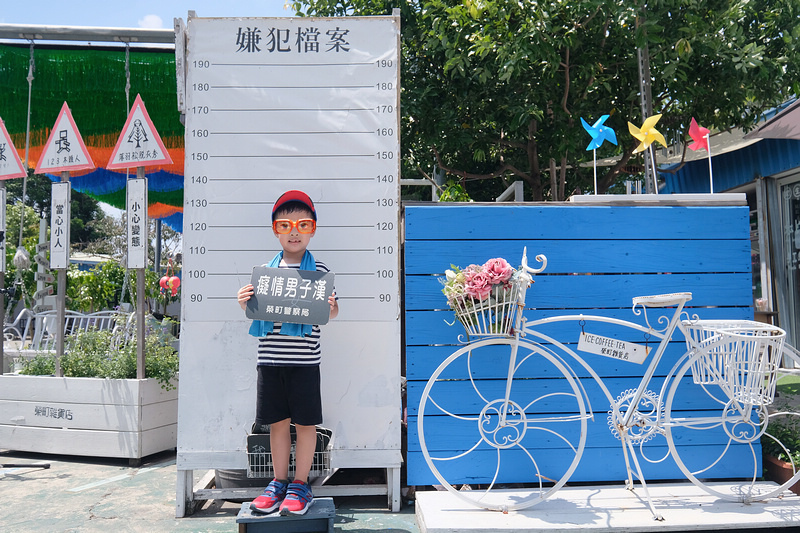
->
[237,284,254,311]
[329,292,339,320]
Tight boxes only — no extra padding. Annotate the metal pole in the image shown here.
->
[155,219,162,277]
[635,5,656,194]
[136,166,146,379]
[55,170,69,376]
[706,135,714,193]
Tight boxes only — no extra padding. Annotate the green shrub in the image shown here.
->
[18,325,179,390]
[762,407,800,465]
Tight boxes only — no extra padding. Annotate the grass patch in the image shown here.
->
[776,373,800,398]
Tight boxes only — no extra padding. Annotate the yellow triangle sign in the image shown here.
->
[34,102,95,174]
[0,116,27,180]
[107,94,173,169]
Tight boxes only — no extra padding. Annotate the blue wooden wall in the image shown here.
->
[404,203,754,486]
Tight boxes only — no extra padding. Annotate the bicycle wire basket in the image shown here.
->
[682,320,786,405]
[246,426,332,479]
[451,278,525,338]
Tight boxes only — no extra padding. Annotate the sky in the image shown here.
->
[0,1,295,29]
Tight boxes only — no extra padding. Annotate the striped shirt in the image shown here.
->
[256,259,330,367]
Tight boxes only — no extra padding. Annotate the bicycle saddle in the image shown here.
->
[632,292,693,307]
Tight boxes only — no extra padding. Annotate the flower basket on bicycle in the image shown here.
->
[442,257,528,337]
[682,319,786,405]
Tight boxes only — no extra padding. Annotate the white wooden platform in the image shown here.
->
[415,482,800,532]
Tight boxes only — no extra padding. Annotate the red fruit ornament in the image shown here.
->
[158,259,181,296]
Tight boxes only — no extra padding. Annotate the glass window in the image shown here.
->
[775,176,800,350]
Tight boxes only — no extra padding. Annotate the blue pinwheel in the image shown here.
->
[581,115,618,194]
[581,115,618,151]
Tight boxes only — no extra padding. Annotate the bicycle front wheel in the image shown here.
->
[665,347,800,501]
[417,337,587,512]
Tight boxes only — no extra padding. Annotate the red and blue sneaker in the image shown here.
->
[279,480,313,516]
[250,478,288,514]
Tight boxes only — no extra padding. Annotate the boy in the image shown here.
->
[237,190,339,515]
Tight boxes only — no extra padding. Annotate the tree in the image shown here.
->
[82,212,181,273]
[294,0,800,199]
[5,171,108,248]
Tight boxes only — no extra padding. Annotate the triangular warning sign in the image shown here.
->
[107,94,173,169]
[0,116,27,180]
[34,102,95,174]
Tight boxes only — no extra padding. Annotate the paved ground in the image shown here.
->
[0,449,419,533]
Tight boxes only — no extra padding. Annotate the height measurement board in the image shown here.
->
[183,16,400,323]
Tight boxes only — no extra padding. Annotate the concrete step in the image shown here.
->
[415,481,800,532]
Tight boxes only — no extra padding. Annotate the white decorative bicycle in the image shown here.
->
[418,249,800,518]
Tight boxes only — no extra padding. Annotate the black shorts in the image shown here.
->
[255,365,322,427]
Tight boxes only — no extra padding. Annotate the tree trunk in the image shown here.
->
[527,119,543,201]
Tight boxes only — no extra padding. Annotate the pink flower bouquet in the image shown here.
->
[441,257,527,336]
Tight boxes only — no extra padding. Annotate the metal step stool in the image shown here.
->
[236,498,335,533]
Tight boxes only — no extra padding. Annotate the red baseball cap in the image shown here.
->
[272,190,317,221]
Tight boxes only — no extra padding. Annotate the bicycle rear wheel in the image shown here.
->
[417,337,587,512]
[665,345,800,501]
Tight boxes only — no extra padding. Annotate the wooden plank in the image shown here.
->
[407,375,729,417]
[0,375,161,405]
[405,444,754,485]
[408,411,747,454]
[0,423,176,459]
[404,273,754,310]
[404,306,754,353]
[329,448,403,468]
[141,399,179,431]
[0,398,141,431]
[406,342,694,381]
[138,378,180,405]
[414,482,800,532]
[405,239,751,275]
[0,424,141,458]
[404,205,749,241]
[567,193,747,205]
[140,424,178,457]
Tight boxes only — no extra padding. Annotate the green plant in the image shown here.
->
[15,353,55,376]
[762,410,800,465]
[438,180,472,202]
[63,260,165,314]
[18,327,179,390]
[67,262,124,313]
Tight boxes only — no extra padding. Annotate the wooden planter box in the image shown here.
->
[0,375,177,461]
[763,454,800,495]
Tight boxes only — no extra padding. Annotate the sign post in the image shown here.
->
[107,94,172,379]
[0,115,28,375]
[34,103,95,375]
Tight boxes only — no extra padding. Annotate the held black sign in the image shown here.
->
[245,266,335,325]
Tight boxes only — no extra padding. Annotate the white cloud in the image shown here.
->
[138,14,163,29]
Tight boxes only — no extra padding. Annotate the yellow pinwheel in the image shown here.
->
[627,114,667,154]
